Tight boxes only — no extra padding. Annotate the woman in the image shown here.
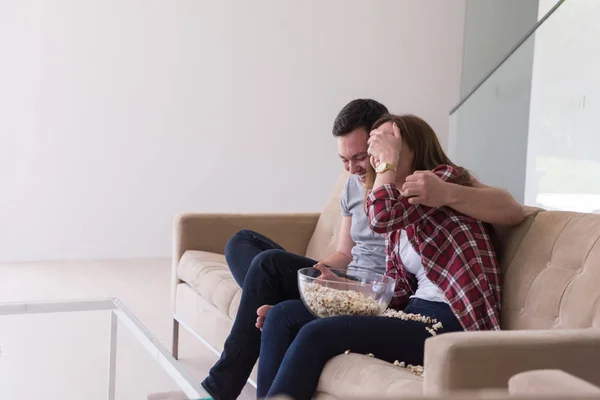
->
[258,114,501,400]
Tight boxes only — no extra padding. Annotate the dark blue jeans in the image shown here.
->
[201,230,316,400]
[224,229,284,288]
[259,298,464,400]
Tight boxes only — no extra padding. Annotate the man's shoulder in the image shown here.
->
[344,174,363,194]
[342,174,366,208]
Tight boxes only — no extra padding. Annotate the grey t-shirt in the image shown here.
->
[340,175,387,275]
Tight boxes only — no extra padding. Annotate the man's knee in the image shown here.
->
[225,229,256,254]
[248,249,290,274]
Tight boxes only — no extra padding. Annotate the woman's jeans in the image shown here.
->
[201,230,316,400]
[259,298,464,400]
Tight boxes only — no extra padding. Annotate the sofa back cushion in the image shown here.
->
[500,210,600,330]
[305,172,348,261]
[491,207,543,272]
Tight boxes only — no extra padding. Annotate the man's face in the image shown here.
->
[337,128,370,183]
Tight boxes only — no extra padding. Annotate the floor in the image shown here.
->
[0,259,255,400]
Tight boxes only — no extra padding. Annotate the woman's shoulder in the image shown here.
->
[431,164,459,181]
[431,164,471,187]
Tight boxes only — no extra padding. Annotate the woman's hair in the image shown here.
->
[364,114,472,192]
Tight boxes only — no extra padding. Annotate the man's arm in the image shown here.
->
[446,178,524,225]
[401,172,524,226]
[317,216,354,269]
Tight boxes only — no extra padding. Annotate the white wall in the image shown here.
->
[0,0,465,261]
[460,0,542,97]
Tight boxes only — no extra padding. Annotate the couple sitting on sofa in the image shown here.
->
[201,99,525,400]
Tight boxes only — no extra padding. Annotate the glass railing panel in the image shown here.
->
[449,0,600,213]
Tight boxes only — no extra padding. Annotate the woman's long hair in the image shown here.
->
[365,114,472,193]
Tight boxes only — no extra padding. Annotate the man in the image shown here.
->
[201,99,523,400]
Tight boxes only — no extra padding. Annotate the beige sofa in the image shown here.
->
[171,173,600,398]
[508,370,600,396]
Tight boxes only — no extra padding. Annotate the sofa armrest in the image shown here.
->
[423,329,600,395]
[509,370,600,396]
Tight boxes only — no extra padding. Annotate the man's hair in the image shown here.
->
[332,99,389,137]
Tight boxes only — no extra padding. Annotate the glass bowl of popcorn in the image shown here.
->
[298,266,395,318]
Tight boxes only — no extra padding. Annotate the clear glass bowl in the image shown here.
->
[298,267,395,318]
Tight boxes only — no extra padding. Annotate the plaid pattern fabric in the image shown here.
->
[366,165,501,331]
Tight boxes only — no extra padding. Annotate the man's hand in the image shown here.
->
[314,263,343,282]
[401,170,452,207]
[315,263,376,296]
[368,122,403,167]
[313,262,328,271]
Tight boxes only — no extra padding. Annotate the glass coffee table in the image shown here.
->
[0,298,209,400]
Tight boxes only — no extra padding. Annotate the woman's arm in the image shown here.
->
[367,166,456,234]
[317,216,354,269]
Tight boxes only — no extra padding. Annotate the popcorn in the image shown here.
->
[301,283,380,318]
[393,360,423,376]
[382,309,438,325]
[344,350,351,355]
[409,365,424,377]
[366,353,374,358]
[382,308,442,336]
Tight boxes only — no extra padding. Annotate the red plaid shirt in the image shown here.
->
[366,165,501,331]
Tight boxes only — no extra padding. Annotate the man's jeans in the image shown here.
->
[201,230,316,400]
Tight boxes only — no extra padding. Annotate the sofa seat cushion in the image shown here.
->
[317,353,423,397]
[177,250,241,320]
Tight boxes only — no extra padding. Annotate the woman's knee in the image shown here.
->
[262,300,297,336]
[294,318,339,347]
